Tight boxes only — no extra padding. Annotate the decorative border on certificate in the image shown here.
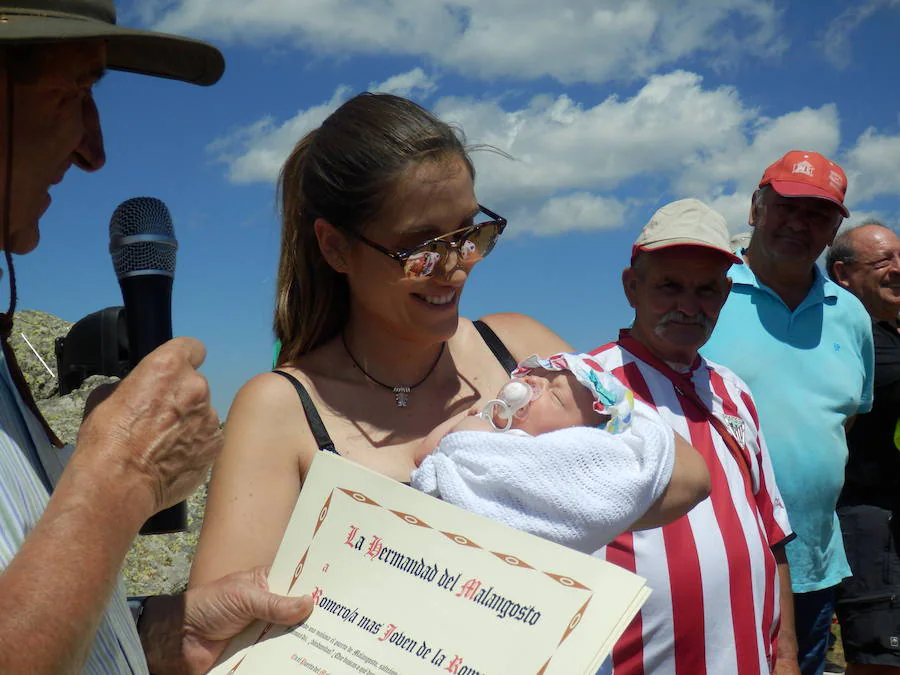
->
[228,487,596,675]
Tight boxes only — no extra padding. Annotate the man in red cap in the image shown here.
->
[0,2,313,673]
[703,151,874,675]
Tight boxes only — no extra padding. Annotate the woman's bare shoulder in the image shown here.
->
[476,312,573,360]
[231,370,307,415]
[226,370,317,460]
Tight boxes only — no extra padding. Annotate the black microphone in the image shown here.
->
[109,197,186,535]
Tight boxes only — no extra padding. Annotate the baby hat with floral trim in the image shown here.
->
[511,352,635,434]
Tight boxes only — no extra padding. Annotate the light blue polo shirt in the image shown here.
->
[702,261,874,593]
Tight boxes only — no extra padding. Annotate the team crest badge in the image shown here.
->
[723,414,746,447]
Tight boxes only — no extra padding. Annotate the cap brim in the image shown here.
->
[633,240,743,265]
[0,12,224,86]
[769,180,850,218]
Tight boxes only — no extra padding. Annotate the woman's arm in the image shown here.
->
[190,372,315,588]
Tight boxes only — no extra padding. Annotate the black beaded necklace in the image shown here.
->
[341,333,446,407]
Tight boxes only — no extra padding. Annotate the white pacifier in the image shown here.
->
[478,380,535,431]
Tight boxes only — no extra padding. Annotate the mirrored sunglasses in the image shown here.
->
[400,218,505,279]
[340,205,507,280]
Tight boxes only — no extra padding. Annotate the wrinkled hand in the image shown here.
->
[82,381,118,421]
[182,567,314,673]
[76,337,222,515]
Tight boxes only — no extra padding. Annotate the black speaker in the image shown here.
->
[55,307,130,396]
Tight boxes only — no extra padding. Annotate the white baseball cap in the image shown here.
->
[632,198,742,265]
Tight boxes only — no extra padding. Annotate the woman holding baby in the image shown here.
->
[189,93,708,586]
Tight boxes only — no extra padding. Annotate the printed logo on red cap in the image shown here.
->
[792,159,815,178]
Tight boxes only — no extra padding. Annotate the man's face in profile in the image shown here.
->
[0,40,107,253]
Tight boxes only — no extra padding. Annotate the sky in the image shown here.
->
[14,0,900,416]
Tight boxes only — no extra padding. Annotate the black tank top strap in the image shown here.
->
[272,370,338,455]
[272,323,513,459]
[473,319,517,373]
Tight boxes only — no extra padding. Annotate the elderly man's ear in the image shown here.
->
[748,189,763,228]
[830,261,851,290]
[622,267,639,308]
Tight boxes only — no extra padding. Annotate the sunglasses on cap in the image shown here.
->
[338,204,507,279]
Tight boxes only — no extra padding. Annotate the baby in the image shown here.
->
[410,352,709,553]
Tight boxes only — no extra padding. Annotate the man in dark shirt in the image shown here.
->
[827,222,900,675]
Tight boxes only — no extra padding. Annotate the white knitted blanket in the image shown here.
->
[410,402,674,553]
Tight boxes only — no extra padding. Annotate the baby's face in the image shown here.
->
[508,369,597,435]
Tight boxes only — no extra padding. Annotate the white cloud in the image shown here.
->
[437,71,750,204]
[369,68,438,99]
[438,75,840,233]
[836,210,891,236]
[844,128,900,203]
[210,70,753,233]
[143,0,786,85]
[820,0,900,69]
[207,66,900,237]
[206,87,350,183]
[677,106,841,194]
[509,192,629,237]
[707,193,755,235]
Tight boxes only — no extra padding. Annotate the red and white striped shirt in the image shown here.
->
[590,339,792,675]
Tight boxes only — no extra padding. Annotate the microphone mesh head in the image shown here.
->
[109,197,177,279]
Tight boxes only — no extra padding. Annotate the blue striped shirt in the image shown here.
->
[0,351,148,674]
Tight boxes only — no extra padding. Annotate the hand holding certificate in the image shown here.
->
[211,452,649,675]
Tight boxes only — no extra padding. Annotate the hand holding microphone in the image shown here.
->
[77,337,222,533]
[99,197,219,534]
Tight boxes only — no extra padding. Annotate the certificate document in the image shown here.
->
[211,452,649,675]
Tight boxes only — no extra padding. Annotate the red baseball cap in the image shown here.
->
[759,150,850,218]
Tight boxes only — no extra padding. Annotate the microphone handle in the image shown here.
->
[119,275,187,535]
[121,275,173,362]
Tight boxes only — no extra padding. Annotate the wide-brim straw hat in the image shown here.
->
[0,0,224,85]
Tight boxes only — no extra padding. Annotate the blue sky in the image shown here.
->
[15,0,900,415]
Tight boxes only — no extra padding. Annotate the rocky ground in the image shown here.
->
[14,309,205,595]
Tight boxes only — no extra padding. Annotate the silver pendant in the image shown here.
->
[393,386,410,407]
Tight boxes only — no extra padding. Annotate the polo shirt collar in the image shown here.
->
[729,252,839,308]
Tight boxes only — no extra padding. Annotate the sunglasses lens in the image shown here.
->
[460,221,501,262]
[404,249,443,278]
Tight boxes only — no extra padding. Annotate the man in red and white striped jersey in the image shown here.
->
[591,198,798,675]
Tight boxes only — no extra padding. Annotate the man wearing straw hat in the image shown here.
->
[0,2,312,673]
